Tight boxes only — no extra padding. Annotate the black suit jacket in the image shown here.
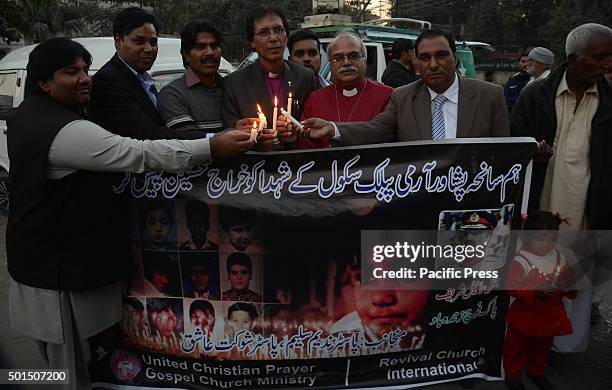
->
[222,60,317,128]
[381,60,417,89]
[89,54,202,140]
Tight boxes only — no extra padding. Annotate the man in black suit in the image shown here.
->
[382,38,418,88]
[89,7,203,140]
[222,5,317,150]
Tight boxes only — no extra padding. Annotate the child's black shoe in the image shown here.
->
[527,374,553,390]
[505,378,527,390]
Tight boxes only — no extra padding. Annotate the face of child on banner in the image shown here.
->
[185,201,212,245]
[227,223,255,251]
[229,264,251,291]
[228,303,257,332]
[189,300,215,338]
[144,204,172,250]
[354,266,429,339]
[152,307,178,338]
[190,263,210,293]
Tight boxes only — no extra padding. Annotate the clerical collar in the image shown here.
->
[340,78,367,97]
[260,62,284,79]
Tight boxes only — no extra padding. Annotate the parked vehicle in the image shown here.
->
[0,37,235,215]
[237,17,491,87]
[309,19,491,83]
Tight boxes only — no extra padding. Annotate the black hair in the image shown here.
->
[218,206,256,230]
[113,7,159,39]
[185,200,210,222]
[26,37,92,95]
[288,29,320,54]
[148,298,175,314]
[485,70,495,77]
[415,29,456,57]
[521,47,534,58]
[226,252,253,274]
[523,211,567,230]
[143,200,173,225]
[124,296,144,312]
[189,258,209,274]
[228,302,257,321]
[189,299,215,318]
[391,38,414,60]
[246,5,289,43]
[180,20,222,68]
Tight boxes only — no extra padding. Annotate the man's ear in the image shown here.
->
[113,33,123,51]
[181,51,189,67]
[38,79,51,93]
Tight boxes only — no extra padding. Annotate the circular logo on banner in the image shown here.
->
[111,349,142,381]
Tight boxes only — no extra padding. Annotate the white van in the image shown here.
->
[0,37,235,214]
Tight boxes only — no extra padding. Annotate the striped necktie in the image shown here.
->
[431,95,448,140]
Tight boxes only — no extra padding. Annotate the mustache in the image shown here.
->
[339,65,358,73]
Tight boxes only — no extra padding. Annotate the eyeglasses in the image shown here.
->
[255,27,286,39]
[330,52,364,64]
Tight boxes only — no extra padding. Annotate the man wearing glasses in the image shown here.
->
[297,31,393,149]
[222,5,317,151]
[303,29,509,144]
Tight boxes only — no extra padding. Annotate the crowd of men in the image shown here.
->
[4,3,612,390]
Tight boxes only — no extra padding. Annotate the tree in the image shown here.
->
[546,0,612,59]
[0,0,21,43]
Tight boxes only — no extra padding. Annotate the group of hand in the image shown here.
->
[210,116,335,159]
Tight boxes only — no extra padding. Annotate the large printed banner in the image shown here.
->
[91,138,537,389]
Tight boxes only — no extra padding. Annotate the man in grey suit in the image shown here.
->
[222,5,317,150]
[303,30,510,144]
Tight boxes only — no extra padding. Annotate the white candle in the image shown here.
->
[287,92,292,117]
[250,122,258,143]
[280,108,304,131]
[256,104,266,131]
[272,96,278,136]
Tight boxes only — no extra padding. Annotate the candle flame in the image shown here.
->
[257,103,262,113]
[252,121,257,129]
[289,92,292,98]
[274,96,278,106]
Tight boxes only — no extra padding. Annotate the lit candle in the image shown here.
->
[250,121,258,143]
[272,96,278,136]
[256,104,266,132]
[287,92,293,117]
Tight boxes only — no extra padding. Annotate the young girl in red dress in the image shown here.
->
[503,211,576,390]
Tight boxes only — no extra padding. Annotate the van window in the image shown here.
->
[0,72,17,120]
[365,46,377,80]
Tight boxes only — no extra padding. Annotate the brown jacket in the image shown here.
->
[336,77,510,145]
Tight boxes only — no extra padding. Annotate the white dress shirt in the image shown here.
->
[427,74,459,139]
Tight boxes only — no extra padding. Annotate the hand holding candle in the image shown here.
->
[280,107,304,132]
